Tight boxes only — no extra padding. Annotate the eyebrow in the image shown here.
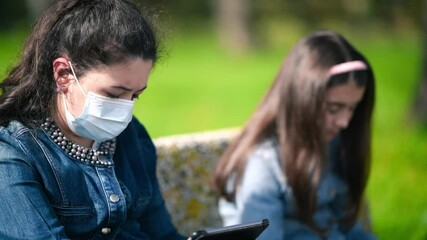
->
[326,101,360,109]
[112,85,147,92]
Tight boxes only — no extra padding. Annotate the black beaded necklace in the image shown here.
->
[41,118,116,166]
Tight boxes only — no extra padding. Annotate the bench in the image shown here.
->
[154,129,372,236]
[154,128,238,235]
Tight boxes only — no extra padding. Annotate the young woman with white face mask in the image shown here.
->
[0,0,185,239]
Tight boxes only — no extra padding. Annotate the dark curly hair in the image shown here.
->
[0,0,158,127]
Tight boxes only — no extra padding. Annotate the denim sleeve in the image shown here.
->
[0,140,68,239]
[232,147,286,240]
[230,145,322,240]
[130,119,186,240]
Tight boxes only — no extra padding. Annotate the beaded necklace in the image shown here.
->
[41,118,116,166]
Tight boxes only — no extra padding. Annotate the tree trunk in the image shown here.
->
[214,0,252,54]
[412,0,427,124]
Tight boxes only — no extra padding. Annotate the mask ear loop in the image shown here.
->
[68,61,88,97]
[63,61,87,118]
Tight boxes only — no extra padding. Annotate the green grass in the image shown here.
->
[0,29,26,77]
[1,27,426,239]
[357,35,427,239]
[136,30,284,136]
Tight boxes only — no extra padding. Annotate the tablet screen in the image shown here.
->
[189,219,269,240]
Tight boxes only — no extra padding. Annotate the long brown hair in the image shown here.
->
[213,30,375,231]
[0,0,158,127]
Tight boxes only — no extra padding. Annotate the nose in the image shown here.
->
[336,111,352,129]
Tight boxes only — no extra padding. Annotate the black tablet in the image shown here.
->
[189,219,269,240]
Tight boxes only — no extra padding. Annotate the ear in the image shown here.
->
[53,57,72,93]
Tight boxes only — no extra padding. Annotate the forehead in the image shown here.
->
[81,58,152,87]
[325,80,365,104]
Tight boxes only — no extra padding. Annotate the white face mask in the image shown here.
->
[63,62,135,142]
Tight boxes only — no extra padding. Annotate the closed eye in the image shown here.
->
[326,103,345,114]
[106,92,120,99]
[106,85,147,100]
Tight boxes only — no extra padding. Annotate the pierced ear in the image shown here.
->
[55,77,70,94]
[53,57,72,93]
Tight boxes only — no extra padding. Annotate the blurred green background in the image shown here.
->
[1,0,426,239]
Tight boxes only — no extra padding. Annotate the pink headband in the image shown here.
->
[329,60,368,76]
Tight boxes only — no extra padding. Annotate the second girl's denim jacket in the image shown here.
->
[0,117,185,240]
[219,138,376,240]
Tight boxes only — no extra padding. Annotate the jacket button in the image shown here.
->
[101,227,111,234]
[109,194,120,203]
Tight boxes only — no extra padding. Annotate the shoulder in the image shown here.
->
[115,117,156,167]
[0,121,36,165]
[234,138,286,204]
[117,117,153,147]
[0,120,33,148]
[250,138,279,162]
[246,138,281,173]
[121,117,151,139]
[0,120,31,137]
[242,138,285,186]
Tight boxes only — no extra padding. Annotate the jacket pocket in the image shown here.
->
[53,205,91,216]
[53,205,93,225]
[53,205,97,236]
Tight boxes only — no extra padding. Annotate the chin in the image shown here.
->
[327,132,337,141]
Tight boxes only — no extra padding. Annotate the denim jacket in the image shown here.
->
[219,138,376,240]
[0,117,185,240]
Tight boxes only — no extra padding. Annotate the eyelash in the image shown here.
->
[107,93,120,99]
[327,106,341,114]
[107,92,141,100]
